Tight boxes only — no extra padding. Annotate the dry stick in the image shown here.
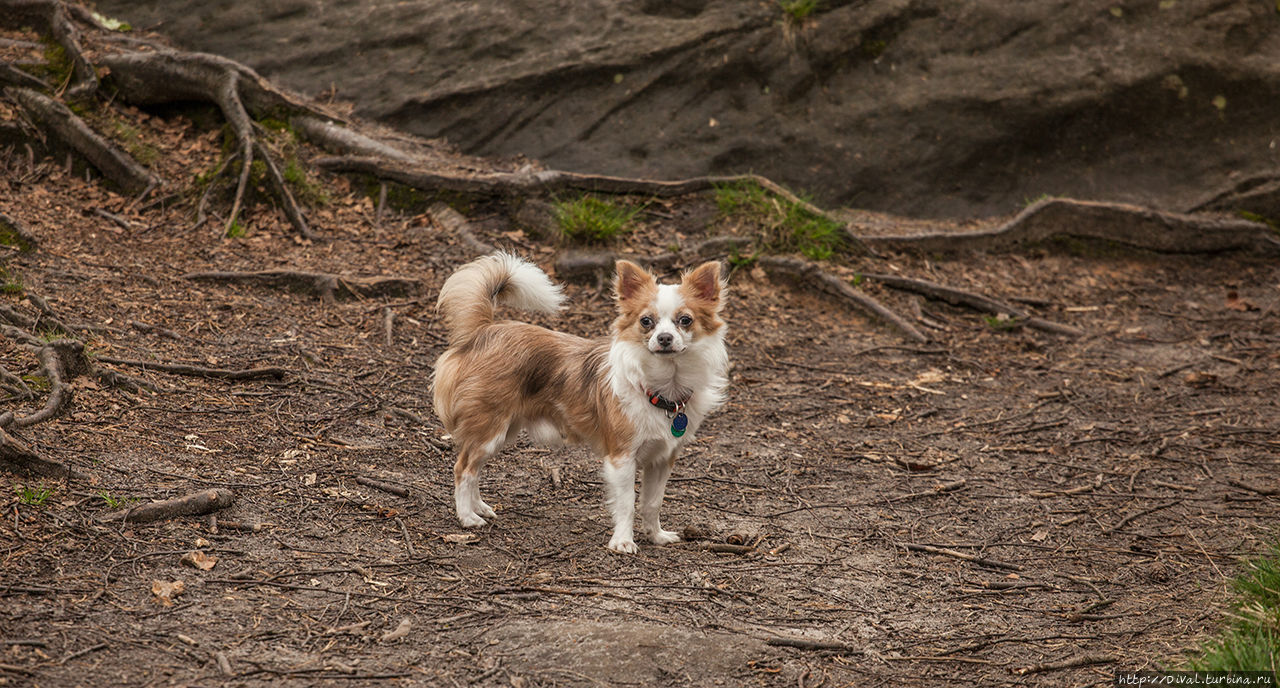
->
[900,543,1024,572]
[382,307,395,347]
[765,637,864,654]
[355,475,410,498]
[759,256,928,342]
[183,269,421,302]
[863,272,1083,337]
[1102,500,1179,535]
[1015,654,1115,675]
[122,488,236,524]
[1225,479,1280,496]
[95,356,286,381]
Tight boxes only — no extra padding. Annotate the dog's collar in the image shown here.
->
[646,390,690,438]
[646,390,688,413]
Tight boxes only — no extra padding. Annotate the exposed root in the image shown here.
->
[862,198,1280,255]
[757,256,929,343]
[95,356,287,381]
[7,87,157,195]
[1190,172,1280,220]
[98,48,331,238]
[2,0,98,97]
[863,272,1084,337]
[183,269,421,302]
[0,426,79,479]
[314,155,872,254]
[428,203,494,255]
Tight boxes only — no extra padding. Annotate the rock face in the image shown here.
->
[99,0,1280,218]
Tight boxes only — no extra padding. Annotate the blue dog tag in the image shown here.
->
[671,412,688,438]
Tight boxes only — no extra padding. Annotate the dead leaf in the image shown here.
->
[180,550,218,571]
[443,533,478,544]
[1224,290,1259,312]
[151,579,186,606]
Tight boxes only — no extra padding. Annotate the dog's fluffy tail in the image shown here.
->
[436,252,564,346]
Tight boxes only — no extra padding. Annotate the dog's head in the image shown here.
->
[613,260,725,356]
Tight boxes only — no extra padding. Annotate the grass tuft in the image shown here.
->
[779,0,821,23]
[715,180,843,260]
[16,485,53,507]
[553,195,641,243]
[1184,542,1280,674]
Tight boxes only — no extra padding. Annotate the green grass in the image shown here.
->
[98,490,138,509]
[715,180,844,260]
[0,221,35,252]
[779,0,821,23]
[1184,542,1280,675]
[225,219,247,239]
[553,195,641,243]
[1,268,23,295]
[16,485,53,507]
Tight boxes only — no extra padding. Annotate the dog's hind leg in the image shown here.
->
[454,428,508,527]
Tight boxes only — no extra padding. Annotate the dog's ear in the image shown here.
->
[614,260,656,302]
[682,260,723,305]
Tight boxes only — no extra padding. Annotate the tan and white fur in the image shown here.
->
[432,252,728,553]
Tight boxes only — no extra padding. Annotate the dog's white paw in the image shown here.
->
[458,513,488,528]
[475,500,497,519]
[649,529,681,545]
[607,536,639,554]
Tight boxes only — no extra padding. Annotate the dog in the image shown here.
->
[432,252,728,553]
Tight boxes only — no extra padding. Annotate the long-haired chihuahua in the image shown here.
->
[432,253,728,553]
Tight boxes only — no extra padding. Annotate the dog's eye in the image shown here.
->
[639,316,654,330]
[678,315,694,328]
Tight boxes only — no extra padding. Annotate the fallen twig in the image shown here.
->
[183,269,420,301]
[1014,653,1114,675]
[900,543,1024,572]
[355,475,411,498]
[122,488,236,524]
[95,356,287,381]
[1102,500,1179,535]
[765,636,864,654]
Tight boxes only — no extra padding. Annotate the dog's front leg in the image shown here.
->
[602,454,638,553]
[640,449,680,545]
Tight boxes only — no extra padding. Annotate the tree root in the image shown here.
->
[2,0,98,97]
[861,198,1280,255]
[121,487,235,524]
[428,203,494,255]
[1189,172,1280,221]
[7,87,157,195]
[183,269,421,302]
[94,356,286,382]
[863,273,1083,337]
[314,155,873,253]
[0,426,79,479]
[99,48,330,238]
[0,211,39,252]
[757,256,929,343]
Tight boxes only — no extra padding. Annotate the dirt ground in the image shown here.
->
[3,88,1280,688]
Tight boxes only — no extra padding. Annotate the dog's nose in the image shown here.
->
[656,333,674,348]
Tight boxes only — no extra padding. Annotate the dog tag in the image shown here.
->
[670,412,688,438]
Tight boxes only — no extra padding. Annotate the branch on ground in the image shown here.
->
[183,269,421,302]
